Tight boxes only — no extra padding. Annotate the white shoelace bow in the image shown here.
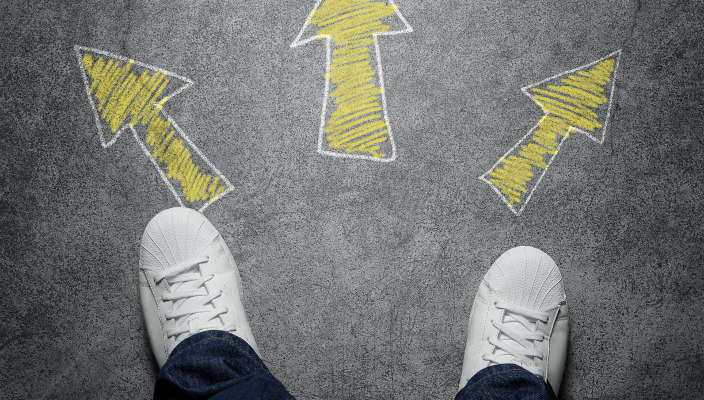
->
[154,255,236,339]
[483,301,550,377]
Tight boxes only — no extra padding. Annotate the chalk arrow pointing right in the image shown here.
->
[480,50,622,215]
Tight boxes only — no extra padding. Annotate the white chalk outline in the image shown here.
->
[74,45,234,212]
[290,0,413,162]
[479,50,622,216]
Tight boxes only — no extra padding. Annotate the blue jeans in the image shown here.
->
[154,331,554,400]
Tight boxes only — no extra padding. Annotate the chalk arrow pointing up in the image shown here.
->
[480,50,622,215]
[75,46,234,212]
[291,0,412,162]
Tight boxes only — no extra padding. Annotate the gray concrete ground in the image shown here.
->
[1,0,703,398]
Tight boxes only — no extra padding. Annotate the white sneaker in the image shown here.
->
[459,246,569,394]
[139,207,260,367]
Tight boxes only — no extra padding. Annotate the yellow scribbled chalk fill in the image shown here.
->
[81,54,225,203]
[309,0,399,159]
[487,58,617,209]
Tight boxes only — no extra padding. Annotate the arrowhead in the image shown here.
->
[290,0,412,48]
[522,50,622,144]
[75,46,192,148]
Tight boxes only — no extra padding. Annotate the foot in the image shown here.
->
[459,246,569,394]
[139,207,260,367]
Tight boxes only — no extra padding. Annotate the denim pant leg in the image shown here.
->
[455,364,556,400]
[154,330,295,400]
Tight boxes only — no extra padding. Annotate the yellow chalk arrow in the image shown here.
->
[291,0,412,162]
[74,46,233,212]
[480,50,622,215]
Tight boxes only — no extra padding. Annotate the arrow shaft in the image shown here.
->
[324,41,389,155]
[81,54,227,205]
[138,116,226,203]
[310,1,400,159]
[484,116,573,213]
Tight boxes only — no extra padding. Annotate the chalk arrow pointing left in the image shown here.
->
[75,46,233,212]
[291,0,412,162]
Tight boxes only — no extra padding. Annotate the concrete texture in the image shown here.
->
[1,0,703,398]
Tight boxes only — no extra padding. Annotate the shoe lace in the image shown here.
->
[483,301,549,377]
[154,255,236,340]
